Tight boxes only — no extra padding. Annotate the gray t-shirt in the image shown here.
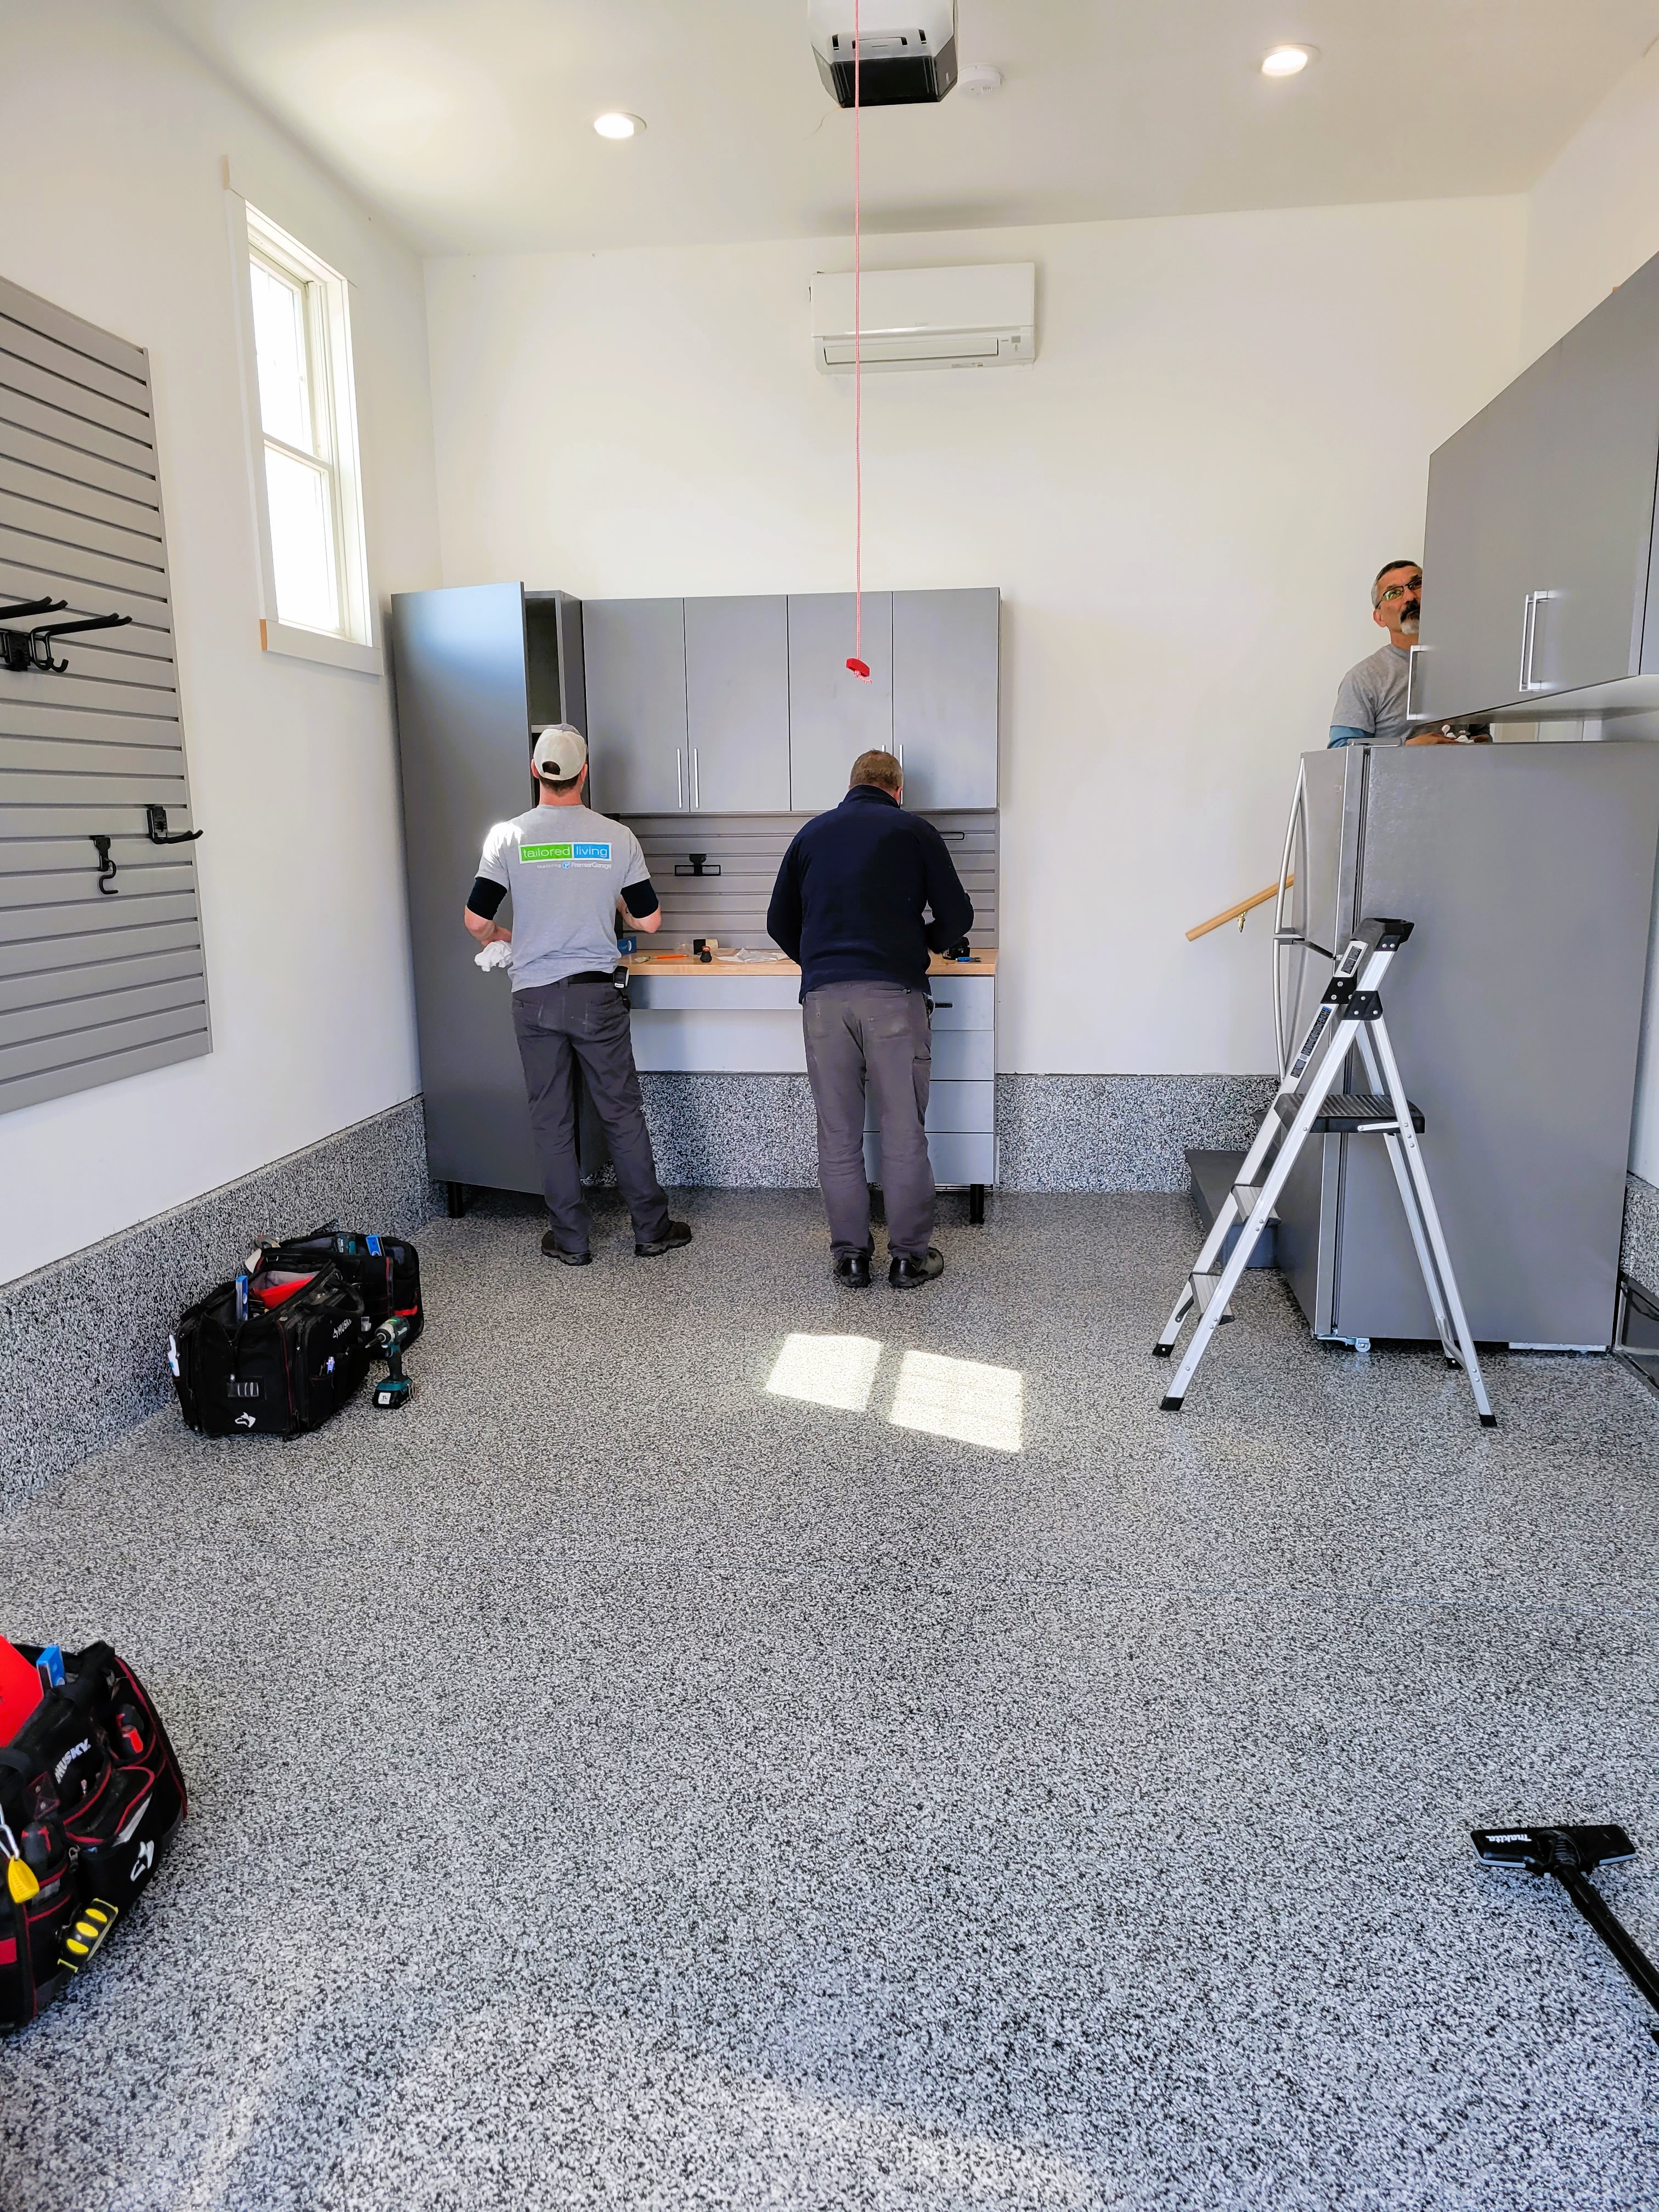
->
[476,804,653,992]
[1331,642,1412,744]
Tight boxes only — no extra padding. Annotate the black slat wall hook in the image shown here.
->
[144,805,202,847]
[89,835,119,894]
[0,599,67,672]
[27,611,132,675]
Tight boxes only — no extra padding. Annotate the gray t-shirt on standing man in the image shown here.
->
[474,804,656,992]
[1329,642,1413,746]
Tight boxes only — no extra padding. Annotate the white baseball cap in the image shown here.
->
[532,724,588,780]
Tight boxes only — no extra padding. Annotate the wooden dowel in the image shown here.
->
[1187,874,1292,942]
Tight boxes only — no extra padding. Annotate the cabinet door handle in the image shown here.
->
[676,749,684,809]
[691,747,700,809]
[1519,590,1555,693]
[1405,645,1422,719]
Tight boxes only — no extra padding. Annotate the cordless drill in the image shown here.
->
[372,1316,413,1410]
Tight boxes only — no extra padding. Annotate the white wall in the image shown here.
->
[425,198,1526,1079]
[1521,42,1659,1186]
[0,0,442,1284]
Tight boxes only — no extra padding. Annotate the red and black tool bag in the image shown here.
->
[1,1643,187,2033]
[170,1261,372,1436]
[252,1226,422,1345]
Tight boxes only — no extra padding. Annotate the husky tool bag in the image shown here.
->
[251,1225,423,1345]
[0,1642,187,2032]
[170,1261,372,1436]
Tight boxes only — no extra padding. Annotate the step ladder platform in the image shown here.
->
[1189,1271,1233,1320]
[1307,1091,1425,1134]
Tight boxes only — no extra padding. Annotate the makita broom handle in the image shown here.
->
[1558,1868,1659,2022]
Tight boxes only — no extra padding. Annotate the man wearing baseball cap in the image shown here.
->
[464,724,691,1265]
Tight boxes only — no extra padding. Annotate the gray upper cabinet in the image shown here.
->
[684,595,791,811]
[1417,246,1659,721]
[583,599,687,814]
[787,592,893,810]
[893,589,1000,809]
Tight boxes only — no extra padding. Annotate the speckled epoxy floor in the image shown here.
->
[3,1189,1659,2212]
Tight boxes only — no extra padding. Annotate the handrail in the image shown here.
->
[1187,875,1292,942]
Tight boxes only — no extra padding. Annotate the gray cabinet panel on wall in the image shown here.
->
[1417,245,1659,719]
[0,275,211,1116]
[893,588,1000,809]
[390,582,541,1192]
[684,596,791,811]
[788,592,893,810]
[583,599,687,814]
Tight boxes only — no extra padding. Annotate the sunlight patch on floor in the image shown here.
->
[765,1333,884,1412]
[887,1350,1025,1453]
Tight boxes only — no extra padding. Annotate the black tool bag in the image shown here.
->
[170,1261,373,1436]
[251,1226,423,1345]
[1,1643,187,2033]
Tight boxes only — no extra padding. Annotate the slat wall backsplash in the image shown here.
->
[622,811,997,951]
[0,275,210,1115]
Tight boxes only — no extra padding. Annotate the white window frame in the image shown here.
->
[226,191,380,676]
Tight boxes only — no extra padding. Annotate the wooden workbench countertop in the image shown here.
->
[624,950,998,978]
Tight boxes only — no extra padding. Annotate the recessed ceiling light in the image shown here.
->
[1261,45,1314,77]
[594,112,644,140]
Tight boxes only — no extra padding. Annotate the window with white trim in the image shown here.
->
[238,202,375,669]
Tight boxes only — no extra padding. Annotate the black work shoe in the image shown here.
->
[636,1220,693,1257]
[889,1246,944,1289]
[541,1232,592,1266]
[834,1250,873,1288]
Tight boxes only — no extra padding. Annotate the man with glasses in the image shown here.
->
[1329,560,1455,747]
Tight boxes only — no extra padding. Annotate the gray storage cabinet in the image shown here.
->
[583,599,687,814]
[684,595,791,812]
[892,588,1000,809]
[786,592,894,809]
[1417,246,1659,720]
[1273,741,1659,1347]
[0,276,210,1116]
[391,583,584,1195]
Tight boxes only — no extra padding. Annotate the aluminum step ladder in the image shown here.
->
[1153,917,1494,1426]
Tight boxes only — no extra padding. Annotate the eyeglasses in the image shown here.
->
[1376,578,1421,604]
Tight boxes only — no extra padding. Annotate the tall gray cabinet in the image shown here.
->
[1415,245,1659,721]
[390,583,584,1198]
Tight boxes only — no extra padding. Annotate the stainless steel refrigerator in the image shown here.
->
[1271,741,1659,1349]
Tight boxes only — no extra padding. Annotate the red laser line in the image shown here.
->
[847,0,869,682]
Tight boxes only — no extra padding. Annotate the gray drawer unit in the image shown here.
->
[924,974,995,1028]
[0,276,210,1116]
[627,971,801,1012]
[866,1129,996,1190]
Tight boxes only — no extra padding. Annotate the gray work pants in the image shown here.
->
[512,979,671,1252]
[803,983,934,1260]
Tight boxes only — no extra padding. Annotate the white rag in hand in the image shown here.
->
[474,940,512,973]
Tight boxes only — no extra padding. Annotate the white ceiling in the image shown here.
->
[148,0,1659,256]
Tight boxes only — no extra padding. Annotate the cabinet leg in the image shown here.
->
[446,1181,467,1219]
[969,1183,986,1226]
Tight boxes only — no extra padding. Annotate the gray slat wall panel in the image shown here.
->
[620,810,998,950]
[0,274,208,1113]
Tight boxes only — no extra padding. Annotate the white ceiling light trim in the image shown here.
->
[1260,45,1316,78]
[593,111,645,139]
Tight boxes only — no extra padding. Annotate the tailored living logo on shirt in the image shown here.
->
[520,842,613,866]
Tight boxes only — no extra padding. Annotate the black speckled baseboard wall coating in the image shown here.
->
[0,1099,435,1513]
[633,1073,1283,1194]
[1626,1172,1659,1303]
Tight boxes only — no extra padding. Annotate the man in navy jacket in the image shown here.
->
[766,750,974,1288]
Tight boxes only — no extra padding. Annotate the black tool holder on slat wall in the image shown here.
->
[0,273,211,1116]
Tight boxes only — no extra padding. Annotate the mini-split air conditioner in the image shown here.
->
[809,263,1037,374]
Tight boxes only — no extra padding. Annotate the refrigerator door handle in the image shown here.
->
[1273,760,1308,1080]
